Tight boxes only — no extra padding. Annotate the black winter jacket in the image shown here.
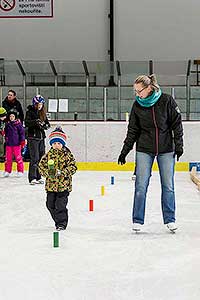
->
[121,93,183,156]
[25,105,50,140]
[2,97,24,123]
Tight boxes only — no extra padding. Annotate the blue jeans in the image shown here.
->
[133,151,176,225]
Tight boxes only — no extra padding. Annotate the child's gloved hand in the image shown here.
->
[48,159,56,177]
[56,169,62,176]
[49,170,56,177]
[0,130,5,136]
[20,140,25,149]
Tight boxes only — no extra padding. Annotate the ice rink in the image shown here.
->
[0,170,200,300]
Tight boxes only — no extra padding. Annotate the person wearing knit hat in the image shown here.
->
[39,126,77,231]
[0,107,7,119]
[0,107,7,159]
[4,108,25,177]
[7,108,19,120]
[49,126,67,147]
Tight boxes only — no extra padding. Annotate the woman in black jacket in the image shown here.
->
[118,74,183,233]
[25,95,50,185]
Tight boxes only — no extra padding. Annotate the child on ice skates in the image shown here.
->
[38,126,77,231]
[0,107,7,160]
[4,109,25,177]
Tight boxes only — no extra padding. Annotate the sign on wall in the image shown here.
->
[0,0,53,18]
[48,99,69,113]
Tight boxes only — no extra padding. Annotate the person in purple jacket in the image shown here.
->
[4,109,25,177]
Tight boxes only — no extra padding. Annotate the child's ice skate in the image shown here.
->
[56,226,66,231]
[3,172,10,177]
[37,179,44,184]
[17,172,23,177]
[30,179,38,185]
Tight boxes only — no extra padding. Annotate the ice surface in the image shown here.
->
[0,171,200,300]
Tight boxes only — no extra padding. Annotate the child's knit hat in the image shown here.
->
[0,107,7,118]
[8,108,19,119]
[49,126,67,147]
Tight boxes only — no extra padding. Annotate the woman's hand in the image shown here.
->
[118,153,126,165]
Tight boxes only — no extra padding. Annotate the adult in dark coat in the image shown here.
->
[25,95,50,185]
[118,74,183,233]
[2,90,24,124]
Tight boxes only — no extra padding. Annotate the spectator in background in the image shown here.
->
[0,107,7,160]
[4,109,25,177]
[25,95,50,185]
[2,90,24,124]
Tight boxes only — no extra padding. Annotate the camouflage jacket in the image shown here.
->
[38,147,77,192]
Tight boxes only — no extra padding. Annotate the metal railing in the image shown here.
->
[0,59,200,120]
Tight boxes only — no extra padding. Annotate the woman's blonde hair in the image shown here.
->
[134,74,160,91]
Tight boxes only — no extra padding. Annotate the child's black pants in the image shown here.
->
[46,190,69,229]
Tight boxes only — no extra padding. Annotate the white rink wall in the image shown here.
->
[46,121,199,162]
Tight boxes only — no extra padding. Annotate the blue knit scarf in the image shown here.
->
[136,89,162,107]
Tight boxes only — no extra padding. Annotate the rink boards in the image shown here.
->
[0,161,192,171]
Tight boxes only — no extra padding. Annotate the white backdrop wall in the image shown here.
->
[47,121,200,162]
[115,0,200,60]
[0,0,199,60]
[0,0,108,60]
